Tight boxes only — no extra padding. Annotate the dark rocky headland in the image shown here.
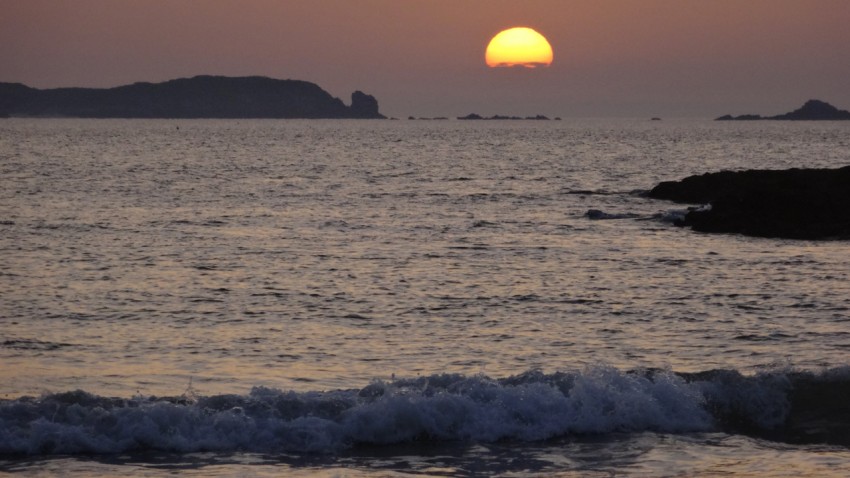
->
[649,166,850,240]
[716,99,850,121]
[0,76,385,119]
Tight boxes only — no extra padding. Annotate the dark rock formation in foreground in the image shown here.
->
[716,99,850,121]
[649,166,850,239]
[0,76,385,119]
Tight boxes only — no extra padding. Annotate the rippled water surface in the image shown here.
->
[2,118,849,476]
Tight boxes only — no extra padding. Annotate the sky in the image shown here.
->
[2,0,849,118]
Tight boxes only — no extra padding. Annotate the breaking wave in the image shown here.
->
[2,366,849,456]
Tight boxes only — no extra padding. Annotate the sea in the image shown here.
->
[1,118,850,476]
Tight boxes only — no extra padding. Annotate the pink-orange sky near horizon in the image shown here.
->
[1,0,849,118]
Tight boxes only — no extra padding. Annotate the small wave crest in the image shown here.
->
[1,367,848,456]
[584,205,710,224]
[584,209,643,220]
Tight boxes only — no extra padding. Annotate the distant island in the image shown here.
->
[458,113,559,121]
[649,166,850,240]
[0,75,385,119]
[716,99,850,121]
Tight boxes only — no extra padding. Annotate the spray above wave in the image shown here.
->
[1,366,848,456]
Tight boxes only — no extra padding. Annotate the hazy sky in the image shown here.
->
[2,0,849,118]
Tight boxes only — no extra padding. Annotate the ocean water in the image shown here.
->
[1,118,850,476]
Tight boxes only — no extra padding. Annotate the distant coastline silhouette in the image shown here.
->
[0,76,385,119]
[716,99,850,121]
[457,113,557,120]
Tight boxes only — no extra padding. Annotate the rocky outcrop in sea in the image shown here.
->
[649,166,850,239]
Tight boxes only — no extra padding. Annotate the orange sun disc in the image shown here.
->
[485,27,553,68]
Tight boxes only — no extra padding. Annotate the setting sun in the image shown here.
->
[485,27,553,68]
